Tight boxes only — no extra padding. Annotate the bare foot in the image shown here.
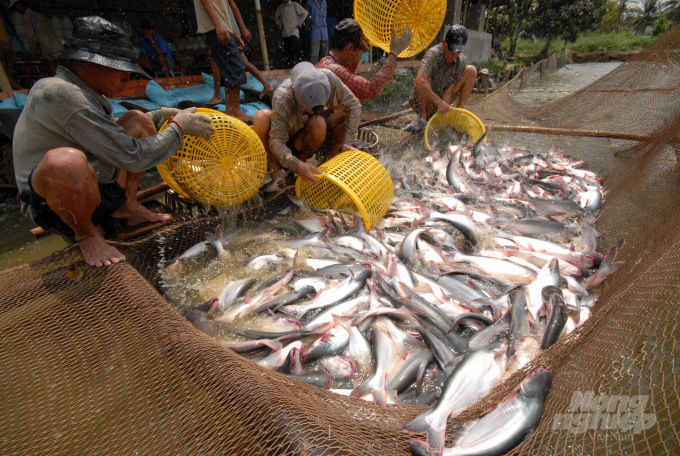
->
[259,84,274,99]
[110,199,172,222]
[206,96,222,106]
[229,109,254,124]
[79,234,126,267]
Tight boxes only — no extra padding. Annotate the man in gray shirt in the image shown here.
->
[274,0,307,66]
[13,17,214,267]
[406,25,477,133]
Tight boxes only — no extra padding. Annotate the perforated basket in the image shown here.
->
[295,150,393,229]
[424,107,486,150]
[353,0,446,58]
[157,108,267,207]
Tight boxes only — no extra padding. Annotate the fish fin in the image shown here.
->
[350,379,385,408]
[409,440,435,456]
[386,389,403,406]
[402,410,433,435]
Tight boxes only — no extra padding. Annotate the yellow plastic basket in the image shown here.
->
[157,109,267,207]
[354,0,446,58]
[424,107,487,151]
[295,150,394,230]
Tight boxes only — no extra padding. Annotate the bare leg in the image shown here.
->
[413,75,433,120]
[442,65,477,109]
[207,58,222,105]
[136,56,154,75]
[109,111,171,223]
[225,86,253,123]
[158,56,171,78]
[32,148,126,267]
[252,110,279,174]
[324,112,347,161]
[240,51,273,99]
[294,115,327,161]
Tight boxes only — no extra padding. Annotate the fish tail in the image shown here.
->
[350,379,387,408]
[403,411,446,453]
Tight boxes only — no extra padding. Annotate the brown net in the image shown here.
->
[1,27,680,455]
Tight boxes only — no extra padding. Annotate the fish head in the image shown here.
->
[521,368,553,400]
[353,268,374,283]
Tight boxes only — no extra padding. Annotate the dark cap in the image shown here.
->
[445,24,468,52]
[52,16,152,79]
[335,18,369,52]
[141,20,154,30]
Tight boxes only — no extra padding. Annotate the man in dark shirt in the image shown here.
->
[137,20,176,78]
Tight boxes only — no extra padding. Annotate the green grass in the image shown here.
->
[360,72,415,115]
[503,32,656,56]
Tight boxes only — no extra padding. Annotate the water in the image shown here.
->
[510,62,621,105]
[0,170,164,272]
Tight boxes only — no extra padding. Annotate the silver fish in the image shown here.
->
[403,343,507,452]
[350,327,395,408]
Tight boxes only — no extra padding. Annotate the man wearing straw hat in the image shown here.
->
[317,19,412,101]
[405,24,477,133]
[13,17,214,268]
[252,61,361,183]
[473,68,496,94]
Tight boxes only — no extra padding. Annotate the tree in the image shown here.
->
[600,0,629,32]
[628,0,661,33]
[528,0,606,59]
[666,0,680,23]
[505,0,535,57]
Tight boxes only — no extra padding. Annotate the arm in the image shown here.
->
[64,109,183,173]
[229,0,252,42]
[269,110,300,171]
[327,72,361,147]
[296,3,309,26]
[322,55,397,101]
[415,68,449,114]
[22,13,40,56]
[274,6,283,30]
[200,0,230,44]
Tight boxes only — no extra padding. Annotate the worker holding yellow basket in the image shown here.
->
[252,61,362,183]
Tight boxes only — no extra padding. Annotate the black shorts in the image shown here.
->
[20,167,128,236]
[286,113,334,161]
[205,30,247,88]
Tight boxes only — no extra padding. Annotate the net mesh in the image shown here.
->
[1,26,680,455]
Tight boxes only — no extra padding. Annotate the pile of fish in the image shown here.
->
[160,138,624,455]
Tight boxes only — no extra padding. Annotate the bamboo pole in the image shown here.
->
[490,125,652,142]
[254,0,270,71]
[358,108,412,128]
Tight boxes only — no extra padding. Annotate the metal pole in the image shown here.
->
[254,0,270,71]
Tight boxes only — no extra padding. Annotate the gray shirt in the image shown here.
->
[13,66,183,204]
[269,68,361,171]
[409,43,468,108]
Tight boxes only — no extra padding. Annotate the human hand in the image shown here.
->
[296,161,322,183]
[342,145,359,152]
[437,100,451,115]
[241,27,253,42]
[172,107,216,139]
[234,34,245,48]
[389,27,412,57]
[216,23,230,45]
[144,30,154,41]
[160,107,180,122]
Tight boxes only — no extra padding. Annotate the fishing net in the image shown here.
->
[1,26,680,455]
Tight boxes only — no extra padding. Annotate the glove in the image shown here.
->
[172,107,215,139]
[160,107,180,122]
[390,27,412,57]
